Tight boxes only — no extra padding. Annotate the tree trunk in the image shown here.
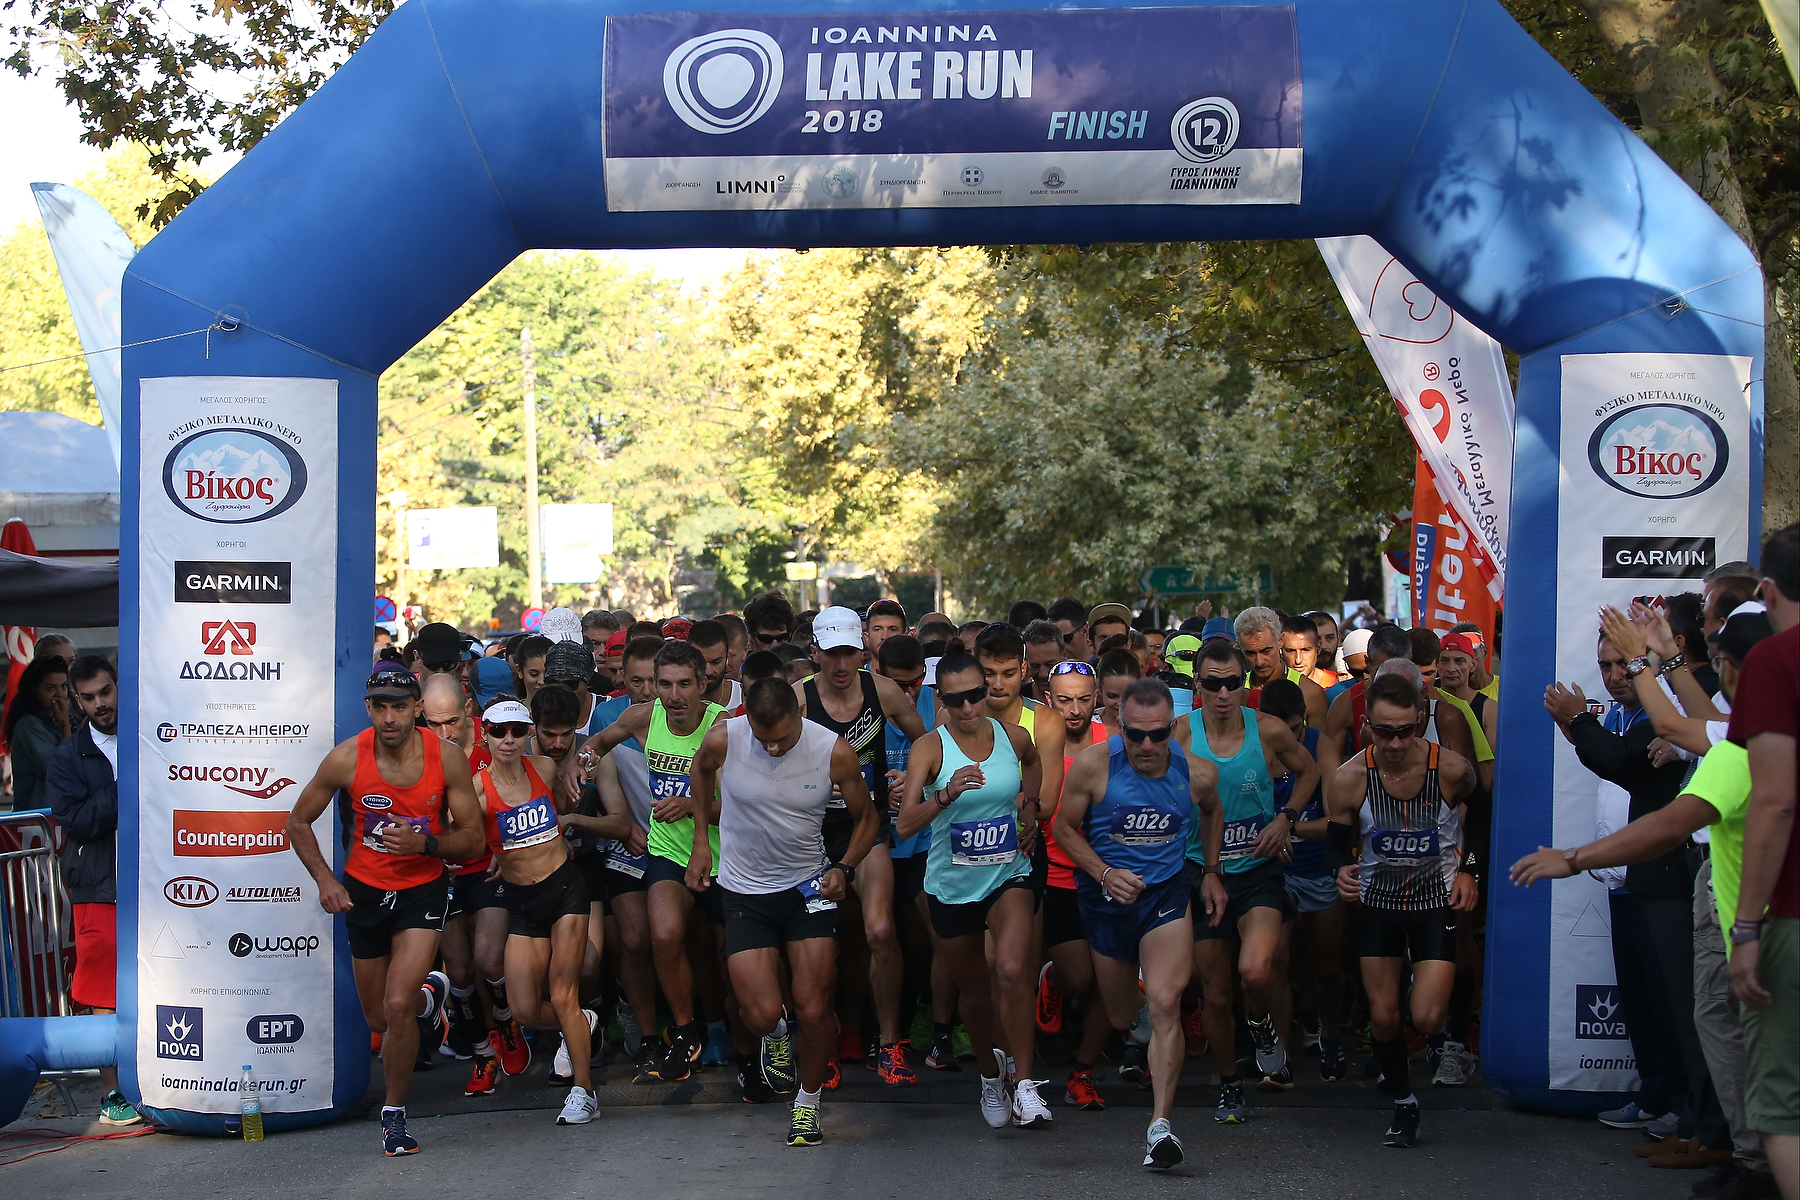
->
[1575,0,1799,533]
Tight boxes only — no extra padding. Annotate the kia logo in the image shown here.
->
[165,876,220,908]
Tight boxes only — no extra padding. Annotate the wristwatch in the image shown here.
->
[1624,655,1652,678]
[829,862,856,884]
[1729,921,1762,947]
[1279,807,1303,827]
[423,834,439,857]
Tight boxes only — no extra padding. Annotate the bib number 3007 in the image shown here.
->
[950,817,1018,867]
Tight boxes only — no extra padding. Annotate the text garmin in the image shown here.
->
[174,560,292,604]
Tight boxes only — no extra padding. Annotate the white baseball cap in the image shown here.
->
[482,699,533,725]
[812,606,865,651]
[1341,628,1373,657]
[538,606,582,643]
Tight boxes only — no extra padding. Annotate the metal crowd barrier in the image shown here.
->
[0,810,74,1019]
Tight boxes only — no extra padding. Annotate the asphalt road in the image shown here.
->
[4,1049,1707,1199]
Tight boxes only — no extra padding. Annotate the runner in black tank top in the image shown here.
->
[805,670,889,856]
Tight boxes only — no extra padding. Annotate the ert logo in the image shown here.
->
[246,1014,304,1045]
[1587,403,1729,500]
[162,427,306,524]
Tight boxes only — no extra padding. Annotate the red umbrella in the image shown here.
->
[1,518,39,749]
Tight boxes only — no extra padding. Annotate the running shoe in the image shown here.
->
[1036,962,1063,1034]
[1214,1078,1247,1124]
[952,1025,975,1061]
[632,1045,661,1085]
[1318,1038,1349,1082]
[551,1038,574,1085]
[1129,1002,1153,1046]
[703,1022,732,1067]
[877,1042,917,1087]
[492,1017,531,1076]
[97,1090,142,1126]
[417,970,449,1064]
[838,1028,866,1062]
[443,1009,478,1060]
[1182,1005,1206,1058]
[788,1102,823,1147]
[556,1086,599,1125]
[1011,1078,1054,1128]
[1432,1040,1473,1088]
[821,1054,841,1091]
[979,1052,1011,1130]
[616,1001,644,1059]
[737,1056,777,1103]
[1064,1068,1105,1110]
[381,1108,420,1156]
[464,1054,500,1096]
[649,1029,699,1083]
[926,1031,962,1072]
[761,1024,797,1093]
[1247,1013,1287,1078]
[1298,1010,1322,1053]
[1144,1118,1184,1171]
[1384,1100,1421,1148]
[1117,1037,1150,1087]
[1259,1062,1295,1091]
[1597,1101,1666,1130]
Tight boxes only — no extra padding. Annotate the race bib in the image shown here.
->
[1220,814,1268,862]
[648,765,690,800]
[1108,804,1179,847]
[1369,827,1440,865]
[950,817,1018,867]
[361,811,429,853]
[796,873,838,914]
[606,841,648,879]
[495,795,560,852]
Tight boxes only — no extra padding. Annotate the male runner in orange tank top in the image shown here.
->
[286,664,485,1157]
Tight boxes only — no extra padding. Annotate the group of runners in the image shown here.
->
[290,594,1498,1167]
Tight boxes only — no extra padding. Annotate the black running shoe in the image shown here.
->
[381,1108,419,1156]
[1117,1038,1150,1086]
[738,1055,776,1103]
[788,1102,823,1147]
[649,1029,699,1082]
[1383,1101,1421,1148]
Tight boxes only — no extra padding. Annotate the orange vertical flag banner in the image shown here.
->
[1412,453,1501,641]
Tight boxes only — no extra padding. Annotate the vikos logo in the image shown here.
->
[663,29,784,134]
[1170,96,1240,163]
[1587,403,1729,500]
[162,427,307,524]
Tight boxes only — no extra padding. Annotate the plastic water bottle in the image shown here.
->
[239,1064,264,1142]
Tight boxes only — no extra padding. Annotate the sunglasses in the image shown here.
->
[1347,667,1369,679]
[753,630,786,644]
[1195,674,1239,693]
[1122,723,1173,743]
[1164,649,1198,662]
[940,684,989,709]
[423,659,461,673]
[1050,661,1096,677]
[484,721,532,738]
[1368,722,1417,741]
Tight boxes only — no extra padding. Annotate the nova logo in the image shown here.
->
[164,876,220,908]
[156,1004,204,1060]
[663,29,784,134]
[201,620,256,656]
[1575,985,1630,1041]
[1588,403,1729,500]
[162,427,307,524]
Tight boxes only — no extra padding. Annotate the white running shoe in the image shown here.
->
[980,1049,1010,1129]
[1144,1118,1184,1170]
[617,1001,643,1058]
[1011,1078,1053,1128]
[1129,1002,1153,1045]
[551,1037,573,1084]
[556,1086,599,1125]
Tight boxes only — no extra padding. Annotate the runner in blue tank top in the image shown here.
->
[895,652,1048,1132]
[1052,677,1223,1172]
[1172,639,1318,1116]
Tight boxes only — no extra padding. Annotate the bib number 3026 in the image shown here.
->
[950,817,1018,867]
[1109,804,1178,847]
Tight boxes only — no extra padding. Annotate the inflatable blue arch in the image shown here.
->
[56,0,1761,1132]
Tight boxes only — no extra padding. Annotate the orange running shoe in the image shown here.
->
[1035,963,1063,1035]
[464,1054,500,1096]
[1064,1068,1105,1110]
[837,1029,866,1063]
[1183,1006,1207,1059]
[492,1017,531,1076]
[877,1042,917,1087]
[371,1031,383,1055]
[822,1054,841,1091]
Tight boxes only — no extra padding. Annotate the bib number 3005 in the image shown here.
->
[950,817,1018,867]
[1370,827,1439,865]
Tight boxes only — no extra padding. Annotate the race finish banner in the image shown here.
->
[602,7,1302,211]
[1546,353,1752,1092]
[136,377,339,1116]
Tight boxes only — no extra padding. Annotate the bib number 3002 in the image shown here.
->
[950,817,1018,867]
[496,796,560,853]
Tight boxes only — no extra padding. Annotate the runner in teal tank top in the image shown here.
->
[895,653,1051,1132]
[1172,639,1320,1112]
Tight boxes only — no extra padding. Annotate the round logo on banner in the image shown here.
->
[663,29,784,134]
[162,427,307,524]
[1171,96,1240,164]
[1586,402,1729,500]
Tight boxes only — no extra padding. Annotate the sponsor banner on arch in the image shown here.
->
[602,7,1302,211]
[136,376,339,1114]
[1545,352,1752,1092]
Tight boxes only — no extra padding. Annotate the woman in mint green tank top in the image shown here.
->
[895,654,1051,1124]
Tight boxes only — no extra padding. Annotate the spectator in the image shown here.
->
[373,626,393,663]
[1725,522,1798,1198]
[44,656,140,1127]
[581,608,620,668]
[5,657,69,809]
[32,633,74,667]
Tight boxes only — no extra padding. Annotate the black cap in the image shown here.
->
[414,622,467,665]
[543,640,595,687]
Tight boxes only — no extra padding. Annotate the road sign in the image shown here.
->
[374,595,396,623]
[1138,564,1274,595]
[784,561,818,581]
[522,607,545,630]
